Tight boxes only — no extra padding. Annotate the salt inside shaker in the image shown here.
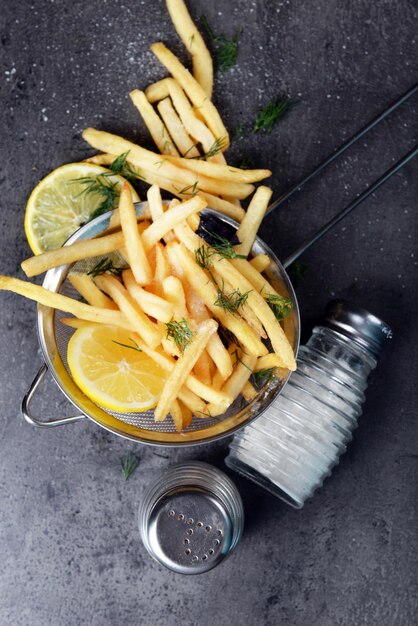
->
[225,300,393,509]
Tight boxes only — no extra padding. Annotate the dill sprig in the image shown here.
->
[112,338,142,353]
[87,258,122,278]
[166,318,194,353]
[231,349,253,372]
[288,261,307,287]
[253,97,292,134]
[202,16,242,71]
[75,173,119,219]
[109,151,143,184]
[121,452,139,480]
[266,293,293,321]
[175,181,199,197]
[252,368,275,387]
[201,228,246,261]
[193,136,227,161]
[214,285,250,314]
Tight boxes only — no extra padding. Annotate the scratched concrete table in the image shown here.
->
[1,1,417,625]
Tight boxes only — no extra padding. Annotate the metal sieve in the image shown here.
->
[21,204,300,446]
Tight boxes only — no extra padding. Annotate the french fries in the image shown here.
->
[119,182,152,285]
[235,186,272,256]
[165,0,213,98]
[130,89,179,156]
[157,97,200,158]
[68,273,117,310]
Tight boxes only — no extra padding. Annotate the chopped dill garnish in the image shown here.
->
[109,151,143,184]
[175,181,199,197]
[238,156,254,170]
[288,261,307,287]
[166,318,194,353]
[201,228,246,261]
[252,368,275,387]
[231,349,252,371]
[75,173,119,219]
[201,16,242,72]
[87,258,122,278]
[214,285,250,314]
[266,293,293,321]
[193,136,227,161]
[112,338,142,353]
[121,452,139,480]
[253,96,292,134]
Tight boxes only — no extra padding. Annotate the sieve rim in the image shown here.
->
[35,205,300,446]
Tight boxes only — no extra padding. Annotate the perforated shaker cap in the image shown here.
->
[138,462,244,575]
[323,299,393,357]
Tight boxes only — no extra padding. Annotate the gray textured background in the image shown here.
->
[1,1,417,625]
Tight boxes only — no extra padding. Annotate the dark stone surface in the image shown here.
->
[1,1,417,624]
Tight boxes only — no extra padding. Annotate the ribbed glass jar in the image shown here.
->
[225,301,392,509]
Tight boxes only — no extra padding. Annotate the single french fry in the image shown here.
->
[198,191,245,221]
[132,338,232,406]
[21,230,125,278]
[119,182,152,285]
[157,97,200,158]
[212,369,225,391]
[254,353,286,371]
[146,185,176,243]
[142,195,206,251]
[170,399,184,432]
[249,254,270,273]
[235,186,273,256]
[193,349,212,386]
[165,154,271,183]
[94,275,161,348]
[68,273,117,309]
[177,386,206,415]
[178,399,193,430]
[82,129,252,198]
[122,269,174,323]
[166,0,213,98]
[0,276,135,328]
[145,78,171,103]
[154,318,218,421]
[165,79,226,163]
[163,275,188,319]
[210,257,296,370]
[130,89,179,156]
[174,244,267,357]
[206,352,257,416]
[242,380,258,402]
[151,42,229,147]
[230,257,282,298]
[154,243,170,294]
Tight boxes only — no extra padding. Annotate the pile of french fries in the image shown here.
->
[0,0,297,432]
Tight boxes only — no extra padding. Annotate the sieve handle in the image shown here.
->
[22,363,86,428]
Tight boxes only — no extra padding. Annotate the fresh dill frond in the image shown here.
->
[214,285,250,314]
[74,173,119,219]
[109,151,143,184]
[193,136,227,161]
[121,452,139,480]
[112,338,142,353]
[266,293,293,321]
[87,258,122,278]
[195,245,212,271]
[252,368,275,387]
[288,261,307,287]
[238,156,254,170]
[175,181,199,197]
[201,228,246,261]
[166,318,194,353]
[201,16,242,72]
[231,349,253,371]
[253,96,292,134]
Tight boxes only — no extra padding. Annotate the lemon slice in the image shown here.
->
[24,162,139,254]
[67,324,167,413]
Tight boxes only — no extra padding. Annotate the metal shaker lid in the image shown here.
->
[323,299,393,357]
[138,462,244,575]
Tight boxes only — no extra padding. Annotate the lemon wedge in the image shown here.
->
[24,162,139,254]
[67,324,167,413]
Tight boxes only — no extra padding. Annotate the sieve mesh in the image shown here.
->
[38,207,300,445]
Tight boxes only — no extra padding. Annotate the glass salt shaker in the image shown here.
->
[225,300,393,509]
